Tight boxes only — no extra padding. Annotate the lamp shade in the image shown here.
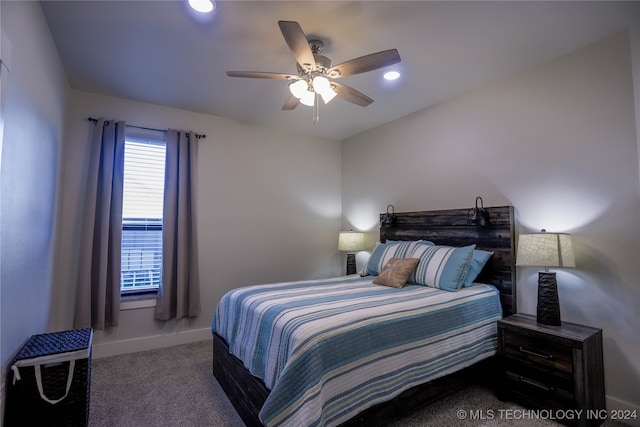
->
[338,231,365,252]
[516,232,575,268]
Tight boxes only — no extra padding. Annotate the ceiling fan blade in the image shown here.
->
[282,95,300,110]
[278,21,316,72]
[332,82,373,107]
[226,71,298,80]
[327,49,401,78]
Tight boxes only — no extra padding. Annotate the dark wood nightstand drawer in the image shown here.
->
[505,369,574,409]
[497,314,606,427]
[502,330,573,374]
[504,355,574,386]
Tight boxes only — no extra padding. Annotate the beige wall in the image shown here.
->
[0,0,69,414]
[342,31,640,416]
[54,90,343,356]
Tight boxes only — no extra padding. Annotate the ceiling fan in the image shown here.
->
[226,21,401,123]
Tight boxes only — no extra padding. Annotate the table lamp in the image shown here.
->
[516,230,575,326]
[338,230,365,275]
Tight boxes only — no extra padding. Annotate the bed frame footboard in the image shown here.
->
[213,332,497,427]
[213,333,268,427]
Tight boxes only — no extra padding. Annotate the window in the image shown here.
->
[120,134,166,295]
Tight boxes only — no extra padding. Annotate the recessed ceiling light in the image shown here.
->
[383,70,401,81]
[188,0,215,13]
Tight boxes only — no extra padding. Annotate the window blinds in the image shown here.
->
[121,139,166,292]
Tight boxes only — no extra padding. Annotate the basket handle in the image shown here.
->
[34,360,75,405]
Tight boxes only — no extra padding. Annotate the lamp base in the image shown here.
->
[346,253,357,275]
[537,272,561,326]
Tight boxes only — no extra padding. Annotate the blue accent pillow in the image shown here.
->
[462,250,494,287]
[409,243,476,291]
[361,241,419,276]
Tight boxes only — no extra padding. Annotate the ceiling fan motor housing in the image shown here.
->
[296,39,332,75]
[296,54,332,75]
[314,54,332,72]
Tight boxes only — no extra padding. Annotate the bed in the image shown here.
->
[212,205,515,427]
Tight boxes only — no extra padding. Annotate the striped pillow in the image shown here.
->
[361,241,421,276]
[410,243,476,291]
[462,250,494,287]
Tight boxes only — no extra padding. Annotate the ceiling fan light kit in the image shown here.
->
[226,20,401,124]
[288,75,334,106]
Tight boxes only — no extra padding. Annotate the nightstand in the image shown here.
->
[497,313,605,427]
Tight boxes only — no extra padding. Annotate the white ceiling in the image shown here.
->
[41,1,640,141]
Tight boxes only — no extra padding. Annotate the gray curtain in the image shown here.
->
[155,129,200,320]
[74,118,125,330]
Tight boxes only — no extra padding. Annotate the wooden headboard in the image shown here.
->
[379,205,516,317]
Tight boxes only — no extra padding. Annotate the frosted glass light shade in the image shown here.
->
[313,76,337,104]
[338,231,366,252]
[289,80,308,98]
[289,77,336,107]
[516,232,575,268]
[299,91,315,106]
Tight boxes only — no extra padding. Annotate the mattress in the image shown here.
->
[212,275,502,427]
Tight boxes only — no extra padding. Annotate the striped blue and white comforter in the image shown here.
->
[211,275,502,427]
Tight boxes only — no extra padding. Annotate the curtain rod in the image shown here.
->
[87,117,206,139]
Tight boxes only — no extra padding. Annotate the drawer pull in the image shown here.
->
[519,375,555,392]
[518,346,554,360]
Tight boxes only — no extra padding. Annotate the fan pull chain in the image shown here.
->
[312,93,320,125]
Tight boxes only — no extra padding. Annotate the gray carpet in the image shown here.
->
[89,340,627,427]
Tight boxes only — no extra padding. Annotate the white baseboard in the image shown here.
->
[606,395,640,427]
[91,327,212,359]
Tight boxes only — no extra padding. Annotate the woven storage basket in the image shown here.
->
[4,328,93,427]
